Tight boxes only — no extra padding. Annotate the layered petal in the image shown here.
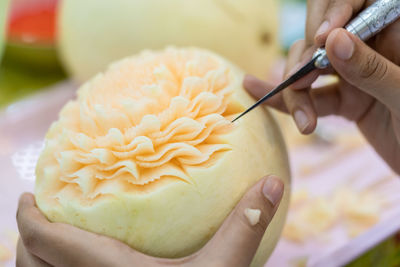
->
[40,48,239,198]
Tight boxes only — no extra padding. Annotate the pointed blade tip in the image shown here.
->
[231,116,240,123]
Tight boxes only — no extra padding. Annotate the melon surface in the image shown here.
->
[35,48,290,267]
[58,0,280,82]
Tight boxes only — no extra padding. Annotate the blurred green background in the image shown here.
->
[0,0,10,62]
[0,0,66,107]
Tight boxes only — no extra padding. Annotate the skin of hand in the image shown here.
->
[244,0,400,174]
[16,175,284,267]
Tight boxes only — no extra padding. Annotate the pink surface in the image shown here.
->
[0,81,399,267]
[0,82,76,266]
[267,136,400,267]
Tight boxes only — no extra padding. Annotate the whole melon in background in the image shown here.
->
[58,0,280,82]
[35,48,290,267]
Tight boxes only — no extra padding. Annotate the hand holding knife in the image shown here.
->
[232,0,400,123]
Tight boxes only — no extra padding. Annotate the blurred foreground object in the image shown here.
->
[58,0,280,82]
[0,0,10,62]
[284,187,389,243]
[0,0,66,107]
[6,0,60,69]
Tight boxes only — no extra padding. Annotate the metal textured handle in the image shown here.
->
[347,0,400,39]
[314,0,400,69]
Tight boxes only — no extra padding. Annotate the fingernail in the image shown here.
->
[315,20,330,38]
[294,109,310,132]
[333,30,354,60]
[262,176,284,206]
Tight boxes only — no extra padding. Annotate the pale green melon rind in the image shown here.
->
[35,53,290,267]
[57,0,280,82]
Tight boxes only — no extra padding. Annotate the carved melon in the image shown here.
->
[35,48,290,267]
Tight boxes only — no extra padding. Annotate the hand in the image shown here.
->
[244,0,400,173]
[16,175,284,267]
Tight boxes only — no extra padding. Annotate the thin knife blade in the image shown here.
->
[232,56,319,123]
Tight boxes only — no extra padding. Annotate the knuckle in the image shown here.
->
[252,223,267,237]
[235,208,263,236]
[256,209,274,234]
[282,88,300,111]
[249,211,273,236]
[360,52,388,81]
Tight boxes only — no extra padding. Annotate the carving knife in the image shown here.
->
[232,0,400,123]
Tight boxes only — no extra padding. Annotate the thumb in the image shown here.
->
[325,28,400,114]
[201,175,284,266]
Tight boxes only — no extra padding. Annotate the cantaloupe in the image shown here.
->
[35,48,290,267]
[58,0,280,82]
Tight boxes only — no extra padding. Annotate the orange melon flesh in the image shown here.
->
[35,48,290,267]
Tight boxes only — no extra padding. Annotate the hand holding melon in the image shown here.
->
[17,176,283,267]
[28,48,290,266]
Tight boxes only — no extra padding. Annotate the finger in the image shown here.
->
[16,193,56,256]
[291,1,366,90]
[246,72,375,123]
[17,193,150,267]
[314,0,366,45]
[305,0,331,45]
[286,44,321,90]
[16,239,52,267]
[325,28,400,115]
[309,81,374,121]
[243,75,287,113]
[243,70,321,117]
[283,40,318,134]
[290,0,352,89]
[202,176,284,267]
[243,75,341,118]
[310,83,341,117]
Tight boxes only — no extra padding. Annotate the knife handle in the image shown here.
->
[313,0,400,69]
